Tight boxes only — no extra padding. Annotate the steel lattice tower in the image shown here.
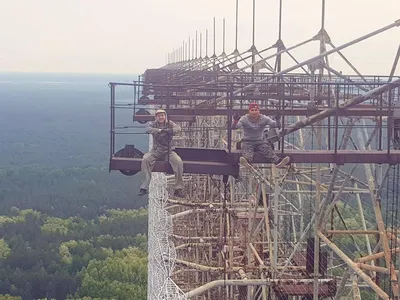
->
[109,1,400,299]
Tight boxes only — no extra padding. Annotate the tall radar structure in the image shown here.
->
[109,1,400,299]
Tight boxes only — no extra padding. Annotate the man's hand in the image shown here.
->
[233,113,241,121]
[161,128,174,136]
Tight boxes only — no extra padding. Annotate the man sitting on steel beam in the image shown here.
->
[137,109,185,198]
[232,102,290,168]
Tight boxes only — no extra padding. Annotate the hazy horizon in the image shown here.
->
[1,0,399,75]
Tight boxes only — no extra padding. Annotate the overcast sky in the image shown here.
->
[0,0,399,75]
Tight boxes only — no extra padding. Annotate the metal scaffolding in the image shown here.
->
[109,1,400,299]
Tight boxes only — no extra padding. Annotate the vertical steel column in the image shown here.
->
[235,0,239,52]
[109,83,115,158]
[222,18,226,55]
[188,37,191,60]
[192,40,194,60]
[205,29,208,58]
[251,0,256,75]
[276,0,283,72]
[196,31,198,59]
[227,83,233,153]
[200,33,202,58]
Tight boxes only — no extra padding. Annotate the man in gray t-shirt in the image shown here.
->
[232,102,290,167]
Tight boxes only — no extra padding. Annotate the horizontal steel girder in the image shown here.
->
[138,95,335,104]
[110,148,400,176]
[133,115,196,123]
[133,107,390,123]
[110,157,240,176]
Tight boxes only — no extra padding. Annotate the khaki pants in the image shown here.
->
[140,150,184,190]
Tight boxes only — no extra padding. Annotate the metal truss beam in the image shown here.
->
[110,150,400,177]
[133,107,389,123]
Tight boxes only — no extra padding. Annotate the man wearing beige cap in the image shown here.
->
[138,109,185,198]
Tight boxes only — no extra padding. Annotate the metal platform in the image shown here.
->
[109,147,400,177]
[110,156,239,176]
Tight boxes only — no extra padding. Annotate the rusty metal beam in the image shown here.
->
[110,149,400,177]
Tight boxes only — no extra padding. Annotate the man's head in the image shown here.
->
[248,102,260,119]
[155,109,167,123]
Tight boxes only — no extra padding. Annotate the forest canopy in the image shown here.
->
[0,73,149,299]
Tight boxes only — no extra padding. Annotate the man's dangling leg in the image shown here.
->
[237,142,256,182]
[257,143,290,168]
[168,151,184,197]
[241,142,255,164]
[138,152,157,196]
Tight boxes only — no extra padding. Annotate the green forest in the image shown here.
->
[0,73,149,299]
[1,73,397,300]
[0,208,147,300]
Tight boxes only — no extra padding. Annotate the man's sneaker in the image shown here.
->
[174,189,185,198]
[137,188,148,196]
[275,156,290,168]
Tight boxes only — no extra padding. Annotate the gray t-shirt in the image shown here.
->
[232,114,277,142]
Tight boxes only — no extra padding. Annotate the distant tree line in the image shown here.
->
[0,208,148,300]
[0,165,147,219]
